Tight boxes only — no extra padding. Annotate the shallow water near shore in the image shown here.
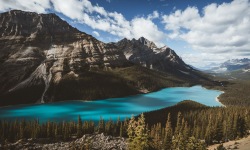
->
[0,85,223,122]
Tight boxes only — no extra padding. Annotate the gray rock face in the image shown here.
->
[0,10,130,105]
[0,133,127,150]
[0,10,204,106]
[116,37,191,73]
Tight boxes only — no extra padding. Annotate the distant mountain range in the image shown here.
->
[0,10,214,106]
[207,58,250,73]
[206,58,250,80]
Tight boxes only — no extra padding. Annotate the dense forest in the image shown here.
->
[1,100,249,149]
[217,80,250,106]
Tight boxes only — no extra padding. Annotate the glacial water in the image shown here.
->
[0,85,223,122]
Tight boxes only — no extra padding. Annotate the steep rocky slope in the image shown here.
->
[117,37,191,73]
[0,10,214,106]
[207,58,250,73]
[205,58,250,80]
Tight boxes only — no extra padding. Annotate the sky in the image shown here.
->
[0,0,249,69]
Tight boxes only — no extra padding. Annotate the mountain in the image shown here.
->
[206,58,250,80]
[0,10,214,106]
[116,37,189,72]
[221,58,250,71]
[207,58,250,73]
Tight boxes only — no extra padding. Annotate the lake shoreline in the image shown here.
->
[216,91,225,107]
[0,85,223,123]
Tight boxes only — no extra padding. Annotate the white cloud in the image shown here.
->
[53,1,166,46]
[181,53,228,68]
[0,0,166,47]
[92,31,100,37]
[162,0,250,59]
[0,0,50,13]
[52,0,84,20]
[2,0,249,68]
[147,10,159,20]
[131,17,165,46]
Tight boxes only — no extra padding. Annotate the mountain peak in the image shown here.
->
[0,10,204,106]
[138,36,151,45]
[0,10,82,41]
[138,36,146,40]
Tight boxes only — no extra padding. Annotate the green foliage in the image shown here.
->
[143,100,250,148]
[164,113,173,149]
[77,115,83,137]
[127,114,149,150]
[211,80,250,106]
[98,116,105,134]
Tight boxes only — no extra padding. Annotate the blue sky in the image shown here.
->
[0,0,249,69]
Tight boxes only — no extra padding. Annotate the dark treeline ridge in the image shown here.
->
[143,100,250,149]
[206,79,250,106]
[0,100,249,149]
[218,80,250,106]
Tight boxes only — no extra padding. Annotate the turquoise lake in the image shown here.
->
[0,85,223,122]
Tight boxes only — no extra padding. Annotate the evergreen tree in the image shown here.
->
[98,116,105,134]
[19,120,25,139]
[46,121,52,138]
[164,113,173,149]
[205,115,213,144]
[119,122,123,137]
[77,115,83,137]
[127,115,136,149]
[175,112,183,135]
[186,136,206,150]
[127,114,149,150]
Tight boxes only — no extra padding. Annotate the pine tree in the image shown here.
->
[186,136,197,150]
[214,118,223,142]
[186,136,206,150]
[127,115,136,149]
[54,125,58,139]
[98,116,105,134]
[19,120,25,139]
[127,114,149,150]
[119,122,123,137]
[205,115,213,144]
[134,113,149,150]
[46,121,52,138]
[175,112,182,135]
[164,113,173,149]
[77,115,83,137]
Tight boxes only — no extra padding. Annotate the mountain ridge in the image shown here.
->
[0,10,215,106]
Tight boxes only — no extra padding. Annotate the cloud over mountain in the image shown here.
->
[0,0,166,46]
[162,0,250,57]
[0,0,249,68]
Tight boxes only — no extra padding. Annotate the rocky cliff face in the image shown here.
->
[116,37,195,76]
[0,10,211,106]
[0,10,132,106]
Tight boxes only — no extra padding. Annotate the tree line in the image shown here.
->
[0,100,249,150]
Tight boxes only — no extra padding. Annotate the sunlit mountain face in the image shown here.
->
[0,10,216,106]
[0,0,249,69]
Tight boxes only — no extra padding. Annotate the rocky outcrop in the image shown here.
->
[1,133,127,150]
